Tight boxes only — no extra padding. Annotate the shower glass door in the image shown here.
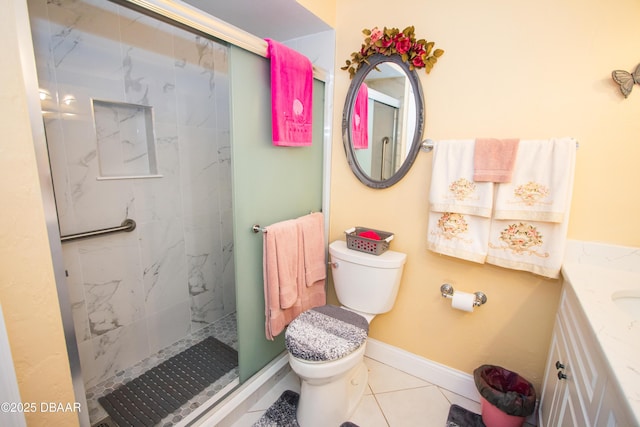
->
[229,45,325,381]
[28,0,238,424]
[370,101,399,180]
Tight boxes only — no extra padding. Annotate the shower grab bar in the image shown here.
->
[380,136,390,179]
[60,219,136,243]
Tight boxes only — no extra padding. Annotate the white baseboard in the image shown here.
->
[364,338,539,426]
[365,338,480,402]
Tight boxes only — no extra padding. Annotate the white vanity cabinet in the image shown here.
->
[595,381,634,427]
[539,283,633,427]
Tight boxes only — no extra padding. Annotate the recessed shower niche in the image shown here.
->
[92,99,160,179]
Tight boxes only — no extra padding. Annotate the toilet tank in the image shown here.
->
[329,240,407,315]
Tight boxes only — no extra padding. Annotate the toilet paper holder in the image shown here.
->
[440,283,487,307]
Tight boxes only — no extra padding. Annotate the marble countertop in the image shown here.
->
[562,240,640,424]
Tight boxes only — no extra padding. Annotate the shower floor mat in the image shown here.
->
[98,336,238,426]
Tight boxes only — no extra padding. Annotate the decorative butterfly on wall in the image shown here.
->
[611,63,640,98]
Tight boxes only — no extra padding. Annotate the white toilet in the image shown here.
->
[284,239,407,427]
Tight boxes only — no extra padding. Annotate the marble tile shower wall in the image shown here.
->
[28,0,235,389]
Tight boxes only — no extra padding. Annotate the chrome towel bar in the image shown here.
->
[421,138,579,153]
[252,224,267,233]
[60,219,136,243]
[252,211,321,234]
[421,138,436,152]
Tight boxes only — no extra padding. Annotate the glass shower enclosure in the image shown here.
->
[27,0,326,425]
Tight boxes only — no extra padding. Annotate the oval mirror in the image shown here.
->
[342,53,425,189]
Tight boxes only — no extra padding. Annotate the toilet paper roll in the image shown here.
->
[451,291,475,312]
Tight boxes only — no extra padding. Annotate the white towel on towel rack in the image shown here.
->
[493,138,577,223]
[486,218,571,278]
[427,211,490,263]
[486,138,577,278]
[427,140,492,263]
[429,140,494,217]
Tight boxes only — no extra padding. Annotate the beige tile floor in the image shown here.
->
[230,357,535,426]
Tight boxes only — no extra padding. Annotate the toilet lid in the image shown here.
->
[285,305,369,362]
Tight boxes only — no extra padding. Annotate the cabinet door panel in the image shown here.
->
[557,384,589,427]
[557,316,591,427]
[540,319,566,427]
[595,380,634,427]
[560,287,606,421]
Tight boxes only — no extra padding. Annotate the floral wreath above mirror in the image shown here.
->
[341,26,445,78]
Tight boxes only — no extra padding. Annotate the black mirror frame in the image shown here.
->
[341,53,425,189]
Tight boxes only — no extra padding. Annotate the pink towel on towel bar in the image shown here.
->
[265,38,313,147]
[473,138,520,183]
[297,212,326,287]
[263,219,303,340]
[262,214,327,340]
[265,219,299,310]
[352,83,369,149]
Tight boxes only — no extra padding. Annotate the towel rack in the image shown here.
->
[420,138,579,153]
[421,138,436,152]
[252,224,267,233]
[251,211,321,234]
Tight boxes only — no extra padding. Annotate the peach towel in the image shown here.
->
[473,138,520,183]
[264,219,299,310]
[263,214,326,340]
[298,212,326,287]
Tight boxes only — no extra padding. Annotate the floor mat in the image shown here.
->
[98,336,237,426]
[252,390,359,427]
[446,404,486,427]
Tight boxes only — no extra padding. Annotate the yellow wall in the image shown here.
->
[296,0,336,28]
[329,0,640,393]
[0,0,78,425]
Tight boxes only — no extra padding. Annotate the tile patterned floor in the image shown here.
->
[88,312,238,426]
[230,357,535,427]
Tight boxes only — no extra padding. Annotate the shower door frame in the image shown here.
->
[18,0,333,425]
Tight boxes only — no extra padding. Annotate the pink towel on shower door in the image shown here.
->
[352,83,369,149]
[265,38,313,147]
